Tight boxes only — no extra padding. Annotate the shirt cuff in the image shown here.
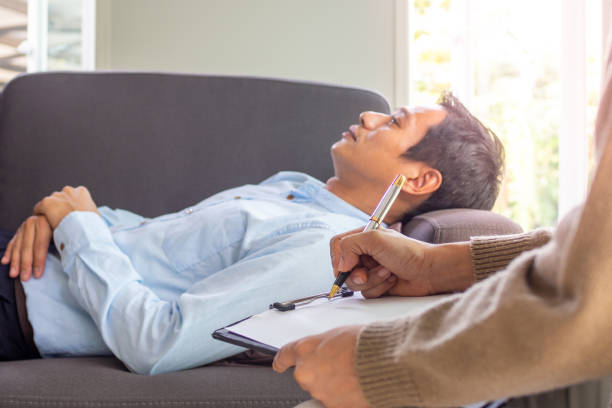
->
[53,211,114,269]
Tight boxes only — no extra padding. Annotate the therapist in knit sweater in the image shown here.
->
[273,39,612,407]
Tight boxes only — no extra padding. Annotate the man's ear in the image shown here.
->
[402,167,442,196]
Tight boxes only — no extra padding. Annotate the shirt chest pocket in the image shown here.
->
[161,205,246,276]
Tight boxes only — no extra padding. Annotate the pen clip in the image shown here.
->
[270,287,354,312]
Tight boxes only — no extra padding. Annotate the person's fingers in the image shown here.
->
[346,267,368,286]
[346,265,396,298]
[19,216,37,281]
[8,228,23,279]
[32,197,46,215]
[32,216,52,278]
[336,230,389,272]
[360,254,378,270]
[361,274,396,299]
[288,338,321,392]
[330,227,364,275]
[345,265,390,292]
[273,342,298,373]
[273,335,320,373]
[1,235,15,265]
[293,365,316,392]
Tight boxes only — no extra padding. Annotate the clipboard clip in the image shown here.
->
[270,287,354,312]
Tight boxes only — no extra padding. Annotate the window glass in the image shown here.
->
[47,0,82,69]
[410,0,601,229]
[0,0,27,87]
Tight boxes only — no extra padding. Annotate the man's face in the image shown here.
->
[331,105,448,188]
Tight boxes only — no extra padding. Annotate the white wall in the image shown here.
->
[96,0,397,105]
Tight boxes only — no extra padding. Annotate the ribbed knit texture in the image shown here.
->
[470,229,553,281]
[355,321,423,407]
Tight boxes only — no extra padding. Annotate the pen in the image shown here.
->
[328,174,407,299]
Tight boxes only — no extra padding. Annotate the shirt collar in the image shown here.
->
[292,178,375,225]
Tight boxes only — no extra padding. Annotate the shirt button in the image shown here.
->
[234,196,242,200]
[286,194,295,200]
[184,208,193,214]
[140,220,147,225]
[60,243,65,251]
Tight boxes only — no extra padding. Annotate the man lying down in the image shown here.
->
[0,92,503,375]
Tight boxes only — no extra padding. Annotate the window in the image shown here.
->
[404,0,602,229]
[0,0,94,88]
[27,0,95,71]
[0,0,27,87]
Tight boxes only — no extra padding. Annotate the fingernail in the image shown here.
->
[9,267,16,277]
[377,269,390,279]
[352,276,364,285]
[34,267,41,277]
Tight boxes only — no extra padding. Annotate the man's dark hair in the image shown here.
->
[402,91,505,221]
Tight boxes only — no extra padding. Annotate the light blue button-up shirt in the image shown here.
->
[22,172,370,374]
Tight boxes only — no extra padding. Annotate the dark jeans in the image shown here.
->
[0,229,38,360]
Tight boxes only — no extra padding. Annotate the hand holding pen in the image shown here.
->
[328,174,406,299]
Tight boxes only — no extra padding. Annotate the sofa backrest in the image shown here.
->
[0,72,389,230]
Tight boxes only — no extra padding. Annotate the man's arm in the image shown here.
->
[1,192,150,281]
[327,227,551,298]
[97,206,148,229]
[51,209,342,374]
[1,216,52,280]
[1,186,100,281]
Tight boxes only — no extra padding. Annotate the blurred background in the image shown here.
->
[0,0,608,231]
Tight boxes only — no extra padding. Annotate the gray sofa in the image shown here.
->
[0,72,540,407]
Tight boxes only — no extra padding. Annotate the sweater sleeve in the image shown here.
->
[470,228,553,281]
[354,198,612,407]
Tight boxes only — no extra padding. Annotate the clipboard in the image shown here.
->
[213,319,279,355]
[212,288,354,355]
[212,290,451,355]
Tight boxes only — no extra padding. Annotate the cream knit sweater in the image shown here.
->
[354,37,612,408]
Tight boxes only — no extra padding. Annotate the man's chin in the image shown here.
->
[330,139,352,157]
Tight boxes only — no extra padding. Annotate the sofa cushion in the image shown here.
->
[0,357,309,407]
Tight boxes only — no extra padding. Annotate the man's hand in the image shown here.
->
[273,325,369,408]
[330,228,474,298]
[1,215,52,281]
[33,186,99,229]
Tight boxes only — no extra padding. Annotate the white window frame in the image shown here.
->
[394,0,409,109]
[397,0,598,222]
[559,0,588,218]
[26,0,96,72]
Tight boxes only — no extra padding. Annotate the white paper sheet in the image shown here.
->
[229,293,453,349]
